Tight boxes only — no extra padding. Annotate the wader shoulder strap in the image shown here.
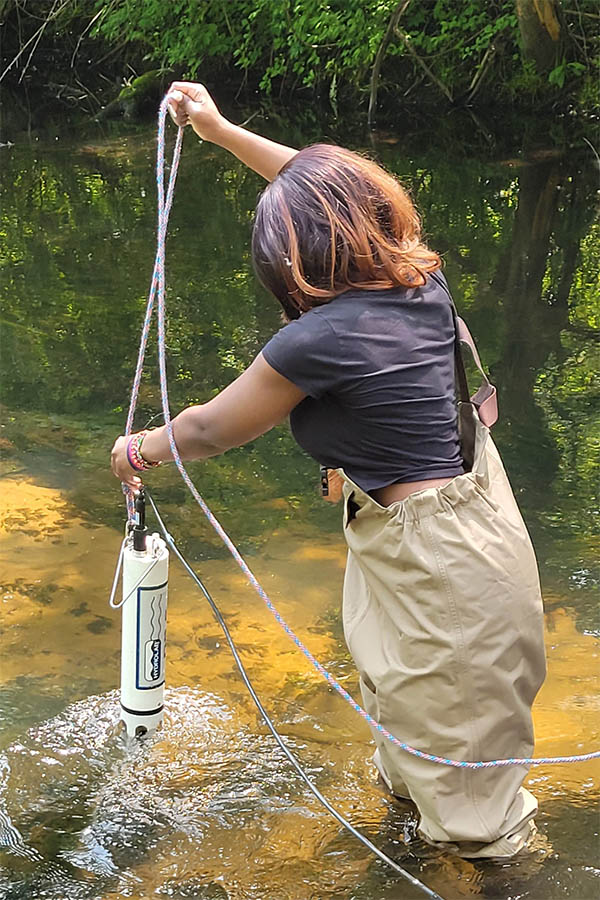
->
[430,271,498,428]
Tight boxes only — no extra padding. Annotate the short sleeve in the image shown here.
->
[261,312,340,399]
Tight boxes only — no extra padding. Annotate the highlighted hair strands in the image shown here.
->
[252,143,440,319]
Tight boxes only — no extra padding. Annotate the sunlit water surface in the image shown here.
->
[0,113,599,899]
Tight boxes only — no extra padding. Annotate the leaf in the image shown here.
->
[548,62,566,89]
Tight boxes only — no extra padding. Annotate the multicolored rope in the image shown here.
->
[122,95,600,771]
[123,117,182,519]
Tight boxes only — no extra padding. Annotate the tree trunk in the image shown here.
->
[514,0,561,74]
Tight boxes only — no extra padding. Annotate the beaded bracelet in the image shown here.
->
[126,430,162,472]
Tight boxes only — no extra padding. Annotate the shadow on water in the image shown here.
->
[0,112,598,898]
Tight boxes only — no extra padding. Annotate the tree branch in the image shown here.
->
[368,0,411,127]
[0,0,70,84]
[462,41,498,104]
[393,26,454,104]
[70,4,110,70]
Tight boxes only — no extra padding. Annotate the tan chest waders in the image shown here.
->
[338,282,547,858]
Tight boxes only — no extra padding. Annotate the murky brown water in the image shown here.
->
[0,116,599,898]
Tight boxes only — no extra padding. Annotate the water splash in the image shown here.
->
[0,686,382,899]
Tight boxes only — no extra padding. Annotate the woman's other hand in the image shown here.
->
[111,435,142,490]
[323,469,344,503]
[166,82,226,143]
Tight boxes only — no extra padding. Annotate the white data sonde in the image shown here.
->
[120,532,169,736]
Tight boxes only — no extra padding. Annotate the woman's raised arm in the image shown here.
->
[167,81,297,181]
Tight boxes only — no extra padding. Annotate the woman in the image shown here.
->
[111,82,547,859]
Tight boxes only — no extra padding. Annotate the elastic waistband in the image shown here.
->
[338,417,491,524]
[340,470,488,524]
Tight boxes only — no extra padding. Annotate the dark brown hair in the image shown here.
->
[252,143,441,320]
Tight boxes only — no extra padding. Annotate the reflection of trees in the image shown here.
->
[489,159,598,516]
[1,145,156,411]
[482,157,598,606]
[491,161,564,499]
[0,138,273,413]
[1,128,598,601]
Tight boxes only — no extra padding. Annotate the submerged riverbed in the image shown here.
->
[0,111,598,899]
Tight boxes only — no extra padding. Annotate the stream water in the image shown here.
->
[0,110,598,899]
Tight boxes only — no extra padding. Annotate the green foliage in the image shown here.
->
[82,0,597,110]
[400,0,517,65]
[1,0,598,115]
[91,0,388,94]
[568,223,600,330]
[548,59,587,89]
[505,59,544,98]
[231,0,381,93]
[93,0,233,76]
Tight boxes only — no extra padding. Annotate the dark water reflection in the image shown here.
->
[0,116,598,899]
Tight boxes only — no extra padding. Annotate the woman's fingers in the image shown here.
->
[166,81,222,142]
[167,90,190,127]
[120,473,142,490]
[322,469,344,503]
[110,435,143,489]
[168,80,207,104]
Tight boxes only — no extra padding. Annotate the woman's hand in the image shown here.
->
[111,435,142,490]
[322,469,345,504]
[167,81,296,181]
[166,81,227,143]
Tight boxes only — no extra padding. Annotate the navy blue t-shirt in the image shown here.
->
[261,275,464,492]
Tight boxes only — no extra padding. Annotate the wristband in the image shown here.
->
[126,431,161,472]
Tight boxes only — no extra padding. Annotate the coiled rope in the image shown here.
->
[123,96,600,772]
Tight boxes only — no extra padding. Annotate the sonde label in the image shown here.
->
[145,638,162,681]
[136,583,167,690]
